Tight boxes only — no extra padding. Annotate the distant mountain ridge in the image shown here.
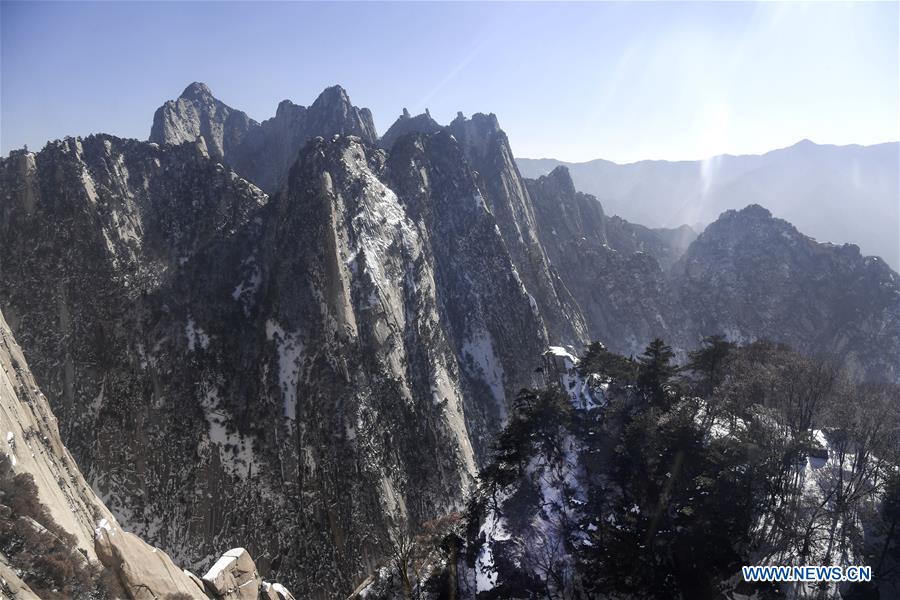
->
[517,140,900,270]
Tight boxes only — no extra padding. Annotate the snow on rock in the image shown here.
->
[463,330,506,414]
[200,384,258,477]
[185,317,211,351]
[266,319,303,421]
[202,547,262,600]
[543,345,604,409]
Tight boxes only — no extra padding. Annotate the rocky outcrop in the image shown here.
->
[95,519,209,599]
[202,547,260,599]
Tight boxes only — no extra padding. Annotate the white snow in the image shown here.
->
[545,346,604,409]
[185,318,210,351]
[475,544,498,592]
[203,548,244,581]
[265,320,303,421]
[94,518,115,539]
[462,331,506,414]
[199,385,258,477]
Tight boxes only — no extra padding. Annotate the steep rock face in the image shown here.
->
[150,83,378,193]
[0,135,267,475]
[250,135,479,590]
[0,309,115,560]
[675,205,900,382]
[0,137,315,591]
[385,131,549,448]
[526,166,692,356]
[447,114,587,345]
[0,307,217,599]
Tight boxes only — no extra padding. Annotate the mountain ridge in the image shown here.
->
[517,140,900,270]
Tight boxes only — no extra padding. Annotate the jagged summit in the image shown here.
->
[310,83,352,106]
[539,165,577,196]
[180,81,214,99]
[379,108,442,150]
[450,110,501,133]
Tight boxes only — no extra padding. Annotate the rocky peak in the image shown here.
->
[379,109,442,151]
[540,165,578,197]
[150,82,257,161]
[306,84,378,143]
[447,112,503,165]
[275,98,305,119]
[149,83,379,193]
[722,203,773,221]
[180,81,214,101]
[677,204,900,381]
[445,111,589,345]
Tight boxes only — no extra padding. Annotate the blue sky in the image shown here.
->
[2,1,897,162]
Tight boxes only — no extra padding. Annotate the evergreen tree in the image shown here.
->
[637,338,678,407]
[687,334,736,394]
[578,341,637,384]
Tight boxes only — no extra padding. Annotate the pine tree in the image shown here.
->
[687,334,736,394]
[579,341,637,384]
[637,338,678,407]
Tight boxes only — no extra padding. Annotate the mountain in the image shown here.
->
[1,82,898,599]
[674,204,900,382]
[517,140,900,270]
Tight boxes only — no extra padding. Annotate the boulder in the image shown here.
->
[202,547,261,600]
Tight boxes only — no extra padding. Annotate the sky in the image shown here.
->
[1,1,897,163]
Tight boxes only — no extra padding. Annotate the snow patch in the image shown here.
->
[185,318,210,351]
[266,320,303,421]
[462,331,506,413]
